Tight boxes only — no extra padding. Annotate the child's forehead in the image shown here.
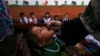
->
[32,26,45,32]
[32,26,40,32]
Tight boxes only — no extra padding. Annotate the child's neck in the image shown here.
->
[46,38,55,46]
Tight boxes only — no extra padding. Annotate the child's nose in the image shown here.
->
[41,27,47,30]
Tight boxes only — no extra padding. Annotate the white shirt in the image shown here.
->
[43,17,51,24]
[28,18,37,23]
[20,17,28,24]
[63,17,70,21]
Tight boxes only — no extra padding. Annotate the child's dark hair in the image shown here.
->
[26,26,41,56]
[45,12,51,18]
[20,12,25,17]
[65,12,68,14]
[45,12,50,14]
[54,15,59,20]
[30,12,34,16]
[26,26,39,48]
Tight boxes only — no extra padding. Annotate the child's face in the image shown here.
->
[32,26,55,40]
[31,14,35,18]
[65,14,69,18]
[21,15,25,18]
[32,26,55,47]
[45,14,50,18]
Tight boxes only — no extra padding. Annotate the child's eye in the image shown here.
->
[47,27,52,31]
[39,29,42,32]
[48,29,52,31]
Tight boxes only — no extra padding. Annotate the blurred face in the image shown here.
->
[65,13,69,18]
[54,16,59,21]
[31,14,35,18]
[32,26,55,47]
[45,14,50,18]
[21,15,25,18]
[32,26,55,41]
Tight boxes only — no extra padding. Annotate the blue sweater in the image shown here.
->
[0,0,13,42]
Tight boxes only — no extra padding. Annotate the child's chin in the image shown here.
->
[38,43,47,47]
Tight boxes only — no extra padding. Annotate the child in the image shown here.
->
[53,15,61,21]
[28,12,37,24]
[19,12,28,24]
[43,12,52,24]
[27,26,66,56]
[62,13,70,21]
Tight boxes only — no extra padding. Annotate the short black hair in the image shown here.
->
[45,12,50,14]
[20,12,25,17]
[26,26,41,56]
[65,12,69,14]
[44,12,51,18]
[54,15,59,18]
[26,26,39,48]
[30,12,34,16]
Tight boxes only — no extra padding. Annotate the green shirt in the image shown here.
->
[42,38,66,56]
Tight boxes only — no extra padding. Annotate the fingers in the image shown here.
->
[46,20,61,31]
[47,20,61,27]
